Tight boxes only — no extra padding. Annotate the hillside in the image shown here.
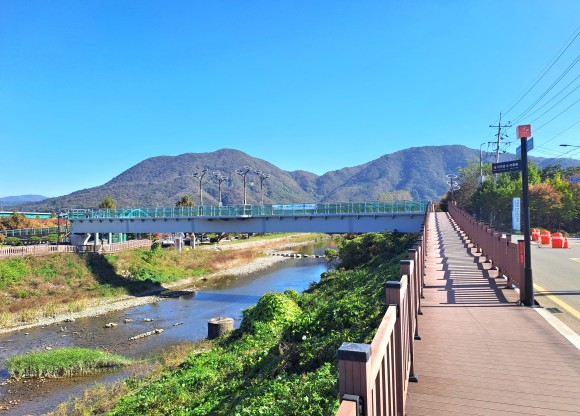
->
[15,146,580,210]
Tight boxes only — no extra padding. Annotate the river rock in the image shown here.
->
[104,322,118,328]
[143,318,153,322]
[129,328,164,341]
[124,318,133,324]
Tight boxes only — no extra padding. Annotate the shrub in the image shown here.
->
[4,237,23,246]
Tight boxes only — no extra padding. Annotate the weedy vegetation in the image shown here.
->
[7,347,132,379]
[49,231,416,416]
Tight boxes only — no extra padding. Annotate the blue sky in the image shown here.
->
[1,1,579,198]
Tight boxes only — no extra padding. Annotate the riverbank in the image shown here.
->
[0,234,325,335]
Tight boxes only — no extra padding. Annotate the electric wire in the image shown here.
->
[535,96,580,131]
[510,54,580,125]
[526,73,580,122]
[501,26,580,119]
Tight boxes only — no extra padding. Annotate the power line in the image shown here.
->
[535,118,580,148]
[535,96,580,131]
[501,26,580,119]
[526,73,580,122]
[511,53,580,125]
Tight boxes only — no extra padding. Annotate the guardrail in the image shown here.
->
[0,240,152,259]
[334,204,431,416]
[68,201,429,220]
[448,202,525,302]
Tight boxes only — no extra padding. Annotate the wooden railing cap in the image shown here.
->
[384,280,402,289]
[338,342,372,362]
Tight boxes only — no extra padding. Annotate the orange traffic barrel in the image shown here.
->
[531,228,540,241]
[563,236,569,249]
[552,232,564,248]
[540,230,551,245]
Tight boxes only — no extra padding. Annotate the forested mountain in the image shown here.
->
[14,146,580,210]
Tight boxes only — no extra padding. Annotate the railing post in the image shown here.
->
[338,342,372,416]
[385,280,404,416]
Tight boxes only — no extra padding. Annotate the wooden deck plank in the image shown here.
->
[406,212,580,415]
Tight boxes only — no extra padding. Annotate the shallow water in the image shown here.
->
[0,243,328,415]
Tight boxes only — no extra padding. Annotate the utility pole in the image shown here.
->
[489,113,512,164]
[489,113,512,182]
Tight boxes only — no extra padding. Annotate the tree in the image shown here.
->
[98,196,117,209]
[378,190,413,201]
[176,195,196,207]
[454,160,492,210]
[529,183,563,230]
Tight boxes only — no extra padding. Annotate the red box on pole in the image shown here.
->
[517,125,531,138]
[518,240,525,264]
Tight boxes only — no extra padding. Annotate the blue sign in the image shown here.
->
[512,197,521,231]
[570,177,580,183]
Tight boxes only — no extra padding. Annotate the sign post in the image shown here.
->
[517,124,534,306]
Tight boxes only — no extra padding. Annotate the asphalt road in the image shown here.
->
[528,236,580,334]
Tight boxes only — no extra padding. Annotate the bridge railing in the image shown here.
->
[0,239,152,259]
[448,202,525,302]
[68,201,428,220]
[335,204,431,416]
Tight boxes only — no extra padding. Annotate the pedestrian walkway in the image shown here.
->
[406,212,580,415]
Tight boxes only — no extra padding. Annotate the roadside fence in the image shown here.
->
[447,202,525,302]
[0,240,152,259]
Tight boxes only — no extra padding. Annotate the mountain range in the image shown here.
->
[0,195,48,208]
[11,145,580,210]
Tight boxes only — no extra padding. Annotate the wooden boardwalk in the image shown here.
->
[406,212,580,416]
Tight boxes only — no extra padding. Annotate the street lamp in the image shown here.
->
[213,172,228,206]
[255,170,270,205]
[236,166,253,205]
[192,169,209,206]
[559,144,580,148]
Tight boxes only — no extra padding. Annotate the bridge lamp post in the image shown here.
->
[255,170,270,205]
[236,166,253,205]
[213,172,229,206]
[192,169,209,206]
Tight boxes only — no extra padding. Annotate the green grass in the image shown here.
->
[0,258,30,289]
[7,347,133,379]
[101,231,416,416]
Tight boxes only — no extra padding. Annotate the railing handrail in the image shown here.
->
[0,226,71,237]
[0,239,152,259]
[67,201,429,220]
[335,202,431,415]
[447,202,525,303]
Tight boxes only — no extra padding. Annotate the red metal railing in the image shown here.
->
[0,240,152,259]
[335,204,431,416]
[447,202,525,302]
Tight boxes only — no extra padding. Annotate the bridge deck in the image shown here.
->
[407,212,580,415]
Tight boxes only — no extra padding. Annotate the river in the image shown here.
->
[0,243,329,415]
